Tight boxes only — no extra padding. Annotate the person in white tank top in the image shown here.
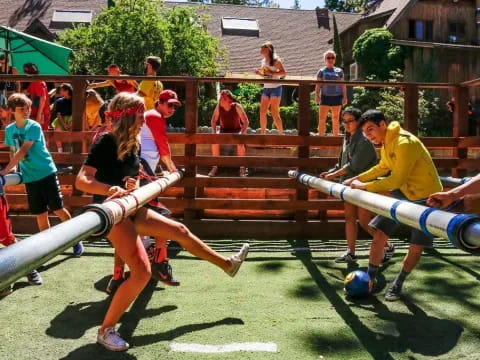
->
[254,42,286,135]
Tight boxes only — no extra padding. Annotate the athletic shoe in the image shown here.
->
[0,285,13,297]
[335,252,357,263]
[105,276,126,295]
[208,166,218,177]
[97,327,129,351]
[151,260,180,286]
[385,283,402,301]
[27,270,43,285]
[226,243,250,277]
[73,241,84,257]
[382,244,395,263]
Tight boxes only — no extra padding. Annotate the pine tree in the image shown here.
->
[332,14,344,68]
[292,0,300,9]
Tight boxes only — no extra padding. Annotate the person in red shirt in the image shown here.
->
[208,90,249,177]
[23,63,50,131]
[88,64,138,94]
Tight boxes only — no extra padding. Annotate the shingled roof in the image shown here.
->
[0,1,360,76]
[363,0,414,28]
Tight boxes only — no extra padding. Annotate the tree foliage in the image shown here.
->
[188,0,276,6]
[292,0,300,9]
[324,0,369,12]
[332,14,343,68]
[352,28,405,80]
[58,0,226,76]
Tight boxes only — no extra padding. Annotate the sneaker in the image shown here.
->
[385,283,402,301]
[208,166,218,177]
[382,244,395,263]
[73,241,84,257]
[106,276,126,295]
[27,270,43,285]
[0,284,13,297]
[151,260,180,286]
[335,252,357,263]
[97,327,129,351]
[226,243,250,277]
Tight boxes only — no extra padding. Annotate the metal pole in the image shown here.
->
[288,171,480,255]
[0,171,184,289]
[440,176,471,188]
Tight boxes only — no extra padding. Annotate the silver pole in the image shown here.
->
[0,171,184,289]
[288,170,480,255]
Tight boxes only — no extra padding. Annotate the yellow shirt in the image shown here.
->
[85,102,102,128]
[138,80,163,110]
[357,121,442,201]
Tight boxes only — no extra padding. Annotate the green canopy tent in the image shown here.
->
[0,25,72,75]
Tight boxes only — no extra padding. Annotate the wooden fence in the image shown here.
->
[1,74,479,239]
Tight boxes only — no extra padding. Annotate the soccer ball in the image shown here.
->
[344,270,372,297]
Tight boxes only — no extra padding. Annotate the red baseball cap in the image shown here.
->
[158,90,181,106]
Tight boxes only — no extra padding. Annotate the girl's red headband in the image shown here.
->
[104,103,144,119]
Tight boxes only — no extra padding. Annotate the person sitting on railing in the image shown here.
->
[315,50,347,136]
[344,110,442,302]
[320,107,394,264]
[0,94,84,267]
[75,92,249,352]
[137,56,163,111]
[427,172,480,214]
[87,64,138,94]
[0,176,42,297]
[208,90,249,177]
[84,89,104,132]
[51,83,73,153]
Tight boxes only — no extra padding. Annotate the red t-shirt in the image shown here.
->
[26,81,50,130]
[219,103,241,132]
[112,79,136,93]
[144,110,170,156]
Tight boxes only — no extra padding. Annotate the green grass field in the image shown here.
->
[0,238,479,360]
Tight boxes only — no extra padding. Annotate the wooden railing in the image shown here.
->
[1,74,479,238]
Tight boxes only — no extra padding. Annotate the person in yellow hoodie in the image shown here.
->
[344,110,442,301]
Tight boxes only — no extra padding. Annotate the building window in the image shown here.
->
[221,18,259,37]
[409,20,433,41]
[449,22,465,43]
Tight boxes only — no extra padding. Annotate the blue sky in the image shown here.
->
[275,0,325,10]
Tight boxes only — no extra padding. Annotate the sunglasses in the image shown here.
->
[326,57,335,60]
[167,103,179,109]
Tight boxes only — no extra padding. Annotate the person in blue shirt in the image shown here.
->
[315,50,348,136]
[0,94,83,275]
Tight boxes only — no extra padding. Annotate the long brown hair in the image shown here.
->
[262,42,278,66]
[109,93,144,161]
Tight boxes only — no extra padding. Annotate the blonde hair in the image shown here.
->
[109,93,144,161]
[86,89,104,106]
[323,50,336,60]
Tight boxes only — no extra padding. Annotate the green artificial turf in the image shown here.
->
[0,239,479,360]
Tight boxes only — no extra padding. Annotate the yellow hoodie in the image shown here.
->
[357,121,442,200]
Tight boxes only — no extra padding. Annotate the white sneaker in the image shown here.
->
[226,243,250,277]
[97,327,129,351]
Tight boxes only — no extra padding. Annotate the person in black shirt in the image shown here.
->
[0,54,19,106]
[51,83,73,152]
[76,92,249,352]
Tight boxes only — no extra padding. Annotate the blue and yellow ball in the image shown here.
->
[344,270,373,297]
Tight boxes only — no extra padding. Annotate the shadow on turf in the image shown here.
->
[46,279,173,340]
[287,238,462,359]
[59,344,139,360]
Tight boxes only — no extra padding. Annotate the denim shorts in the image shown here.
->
[320,94,343,106]
[262,86,282,98]
[368,190,433,247]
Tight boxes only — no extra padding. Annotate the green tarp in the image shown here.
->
[0,25,71,75]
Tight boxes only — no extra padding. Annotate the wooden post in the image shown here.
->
[403,84,419,135]
[71,78,87,167]
[452,85,469,178]
[184,80,198,220]
[295,82,310,224]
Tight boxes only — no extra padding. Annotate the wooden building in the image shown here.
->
[338,0,480,96]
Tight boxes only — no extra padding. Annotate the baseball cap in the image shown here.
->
[158,90,181,106]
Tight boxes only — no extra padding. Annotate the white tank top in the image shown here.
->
[261,59,282,89]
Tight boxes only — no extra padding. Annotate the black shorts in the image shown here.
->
[368,190,433,247]
[25,173,64,215]
[320,95,343,106]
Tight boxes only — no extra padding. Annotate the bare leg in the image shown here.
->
[344,202,358,255]
[318,105,330,135]
[402,244,424,272]
[259,96,271,135]
[369,230,389,266]
[269,97,283,135]
[53,207,71,222]
[330,105,342,136]
[100,219,151,331]
[357,207,375,237]
[36,212,50,232]
[134,208,231,271]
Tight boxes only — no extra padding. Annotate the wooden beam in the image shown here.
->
[452,85,469,177]
[184,80,198,220]
[403,84,419,134]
